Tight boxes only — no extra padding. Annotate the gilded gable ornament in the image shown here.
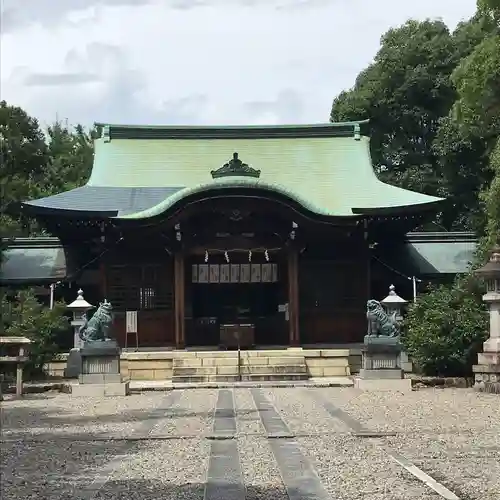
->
[211,152,261,179]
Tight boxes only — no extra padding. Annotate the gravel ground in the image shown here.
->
[263,387,350,435]
[309,387,500,500]
[234,389,263,435]
[315,387,500,439]
[386,435,500,500]
[94,440,209,500]
[1,387,499,499]
[238,435,288,500]
[0,439,130,499]
[148,388,217,437]
[298,435,442,500]
[0,392,163,439]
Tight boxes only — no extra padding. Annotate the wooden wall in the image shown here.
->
[104,251,175,347]
[299,253,369,344]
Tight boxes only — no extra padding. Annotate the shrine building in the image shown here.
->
[3,121,477,351]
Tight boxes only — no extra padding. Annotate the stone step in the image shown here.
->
[240,356,305,366]
[173,364,307,376]
[241,373,309,382]
[240,364,307,374]
[172,372,310,384]
[173,357,238,368]
[173,366,217,376]
[172,375,240,384]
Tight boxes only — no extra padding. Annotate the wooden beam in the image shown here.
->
[174,252,185,349]
[287,247,300,346]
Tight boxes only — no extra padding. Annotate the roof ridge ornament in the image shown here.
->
[211,152,261,179]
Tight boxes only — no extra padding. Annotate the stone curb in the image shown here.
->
[409,376,474,389]
[1,379,354,395]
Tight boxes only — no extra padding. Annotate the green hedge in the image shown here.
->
[402,274,488,377]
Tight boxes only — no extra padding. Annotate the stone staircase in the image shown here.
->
[172,350,309,384]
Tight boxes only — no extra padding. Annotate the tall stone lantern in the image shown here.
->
[64,289,93,378]
[473,247,500,392]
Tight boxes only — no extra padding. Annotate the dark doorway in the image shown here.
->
[184,257,288,347]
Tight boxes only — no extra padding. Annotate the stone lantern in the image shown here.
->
[382,284,412,374]
[64,289,93,378]
[67,289,94,350]
[473,247,500,392]
[381,284,407,323]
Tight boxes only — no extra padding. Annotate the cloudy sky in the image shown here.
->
[0,0,477,127]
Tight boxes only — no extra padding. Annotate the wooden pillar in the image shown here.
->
[174,252,185,349]
[99,257,108,299]
[287,247,300,346]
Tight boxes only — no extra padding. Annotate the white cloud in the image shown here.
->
[0,0,477,126]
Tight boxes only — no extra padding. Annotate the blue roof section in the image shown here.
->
[23,186,184,216]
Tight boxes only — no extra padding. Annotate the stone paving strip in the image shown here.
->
[250,388,331,500]
[204,389,245,500]
[306,388,461,500]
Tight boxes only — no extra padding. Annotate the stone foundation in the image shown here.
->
[45,348,355,381]
[473,352,500,393]
[72,381,130,397]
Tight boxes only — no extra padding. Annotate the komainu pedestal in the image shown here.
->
[356,336,412,392]
[72,340,130,397]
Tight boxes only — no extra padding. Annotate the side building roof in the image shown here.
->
[19,121,444,221]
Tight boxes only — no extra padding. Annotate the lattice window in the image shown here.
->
[107,263,173,311]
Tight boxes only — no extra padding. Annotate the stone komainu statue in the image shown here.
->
[366,299,400,337]
[79,300,114,342]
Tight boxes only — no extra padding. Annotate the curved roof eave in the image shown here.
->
[114,177,446,222]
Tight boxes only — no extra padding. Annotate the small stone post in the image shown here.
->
[64,289,94,378]
[473,247,500,393]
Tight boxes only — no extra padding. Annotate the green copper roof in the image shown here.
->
[23,121,445,220]
[0,238,68,285]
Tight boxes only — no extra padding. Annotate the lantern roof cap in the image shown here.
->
[475,247,500,278]
[381,284,408,304]
[67,289,94,310]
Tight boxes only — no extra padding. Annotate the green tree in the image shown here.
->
[45,121,98,195]
[450,4,500,250]
[0,101,49,237]
[403,275,488,376]
[1,290,70,377]
[330,18,496,231]
[478,0,500,24]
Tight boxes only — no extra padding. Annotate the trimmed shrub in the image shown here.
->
[403,274,488,377]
